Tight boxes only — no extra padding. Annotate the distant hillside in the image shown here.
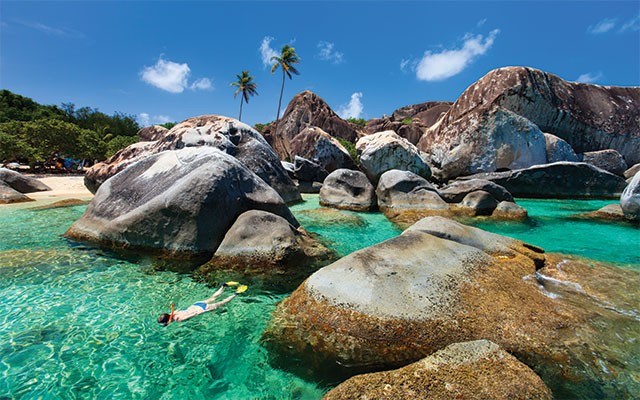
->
[0,90,141,165]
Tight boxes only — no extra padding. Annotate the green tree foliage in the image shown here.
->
[231,70,258,121]
[105,136,139,159]
[337,138,359,165]
[347,117,367,127]
[271,45,300,137]
[160,122,177,130]
[0,90,142,164]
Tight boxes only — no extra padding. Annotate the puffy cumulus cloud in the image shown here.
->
[138,113,172,127]
[587,18,617,34]
[575,72,603,84]
[317,41,344,64]
[260,36,279,68]
[415,29,499,82]
[190,77,213,91]
[140,57,213,93]
[338,92,364,119]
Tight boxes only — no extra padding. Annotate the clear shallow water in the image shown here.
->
[0,196,638,398]
[472,199,640,267]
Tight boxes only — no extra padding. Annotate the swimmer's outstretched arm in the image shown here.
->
[205,294,236,312]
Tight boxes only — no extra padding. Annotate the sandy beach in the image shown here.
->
[0,174,94,209]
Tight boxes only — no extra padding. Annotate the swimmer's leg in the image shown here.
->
[205,294,236,311]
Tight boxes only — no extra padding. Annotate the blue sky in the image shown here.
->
[1,1,639,126]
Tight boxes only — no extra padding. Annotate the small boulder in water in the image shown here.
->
[319,169,376,211]
[620,171,640,221]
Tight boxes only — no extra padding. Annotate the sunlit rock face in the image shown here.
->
[418,66,640,180]
[85,115,301,204]
[68,147,298,259]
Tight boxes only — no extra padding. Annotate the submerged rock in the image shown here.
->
[67,147,297,259]
[85,115,301,204]
[319,169,376,211]
[620,172,640,221]
[201,210,334,277]
[462,162,627,199]
[418,67,640,179]
[289,126,356,172]
[356,130,431,183]
[324,340,552,400]
[491,201,528,220]
[579,203,627,222]
[582,149,628,176]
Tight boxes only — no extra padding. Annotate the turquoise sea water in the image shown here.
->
[0,196,638,398]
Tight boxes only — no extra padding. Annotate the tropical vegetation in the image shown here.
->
[0,90,140,165]
[270,45,300,137]
[230,71,258,121]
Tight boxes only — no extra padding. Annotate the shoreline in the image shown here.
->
[1,175,94,208]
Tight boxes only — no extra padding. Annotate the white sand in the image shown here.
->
[28,175,94,200]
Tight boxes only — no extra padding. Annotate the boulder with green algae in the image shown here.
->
[264,217,640,398]
[200,210,334,277]
[324,340,552,400]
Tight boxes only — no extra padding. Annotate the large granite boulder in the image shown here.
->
[356,130,431,183]
[289,126,356,172]
[319,169,376,211]
[324,340,552,400]
[0,168,51,193]
[392,101,452,127]
[418,66,640,180]
[262,91,361,161]
[620,172,640,221]
[376,169,449,221]
[544,133,579,163]
[265,218,640,398]
[201,210,334,277]
[422,107,548,180]
[462,162,627,199]
[582,149,628,176]
[137,125,169,142]
[84,115,301,204]
[293,156,328,183]
[67,147,297,259]
[457,190,499,216]
[438,178,514,203]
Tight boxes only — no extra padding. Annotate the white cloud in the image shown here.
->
[260,36,279,68]
[317,41,344,64]
[190,77,213,91]
[588,18,617,34]
[619,13,640,32]
[338,92,364,119]
[576,72,603,84]
[140,56,212,93]
[138,113,172,126]
[477,19,487,27]
[415,29,500,82]
[400,58,418,73]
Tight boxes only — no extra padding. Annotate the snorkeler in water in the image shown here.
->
[157,282,248,326]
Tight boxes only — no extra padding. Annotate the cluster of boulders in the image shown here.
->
[264,217,640,398]
[0,168,51,204]
[417,66,639,182]
[69,117,335,280]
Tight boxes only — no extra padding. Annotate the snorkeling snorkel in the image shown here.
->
[167,303,175,326]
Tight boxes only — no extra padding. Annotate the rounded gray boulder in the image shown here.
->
[319,169,376,211]
[66,147,297,259]
[620,172,640,221]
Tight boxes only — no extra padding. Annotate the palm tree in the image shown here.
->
[230,70,258,121]
[270,45,300,136]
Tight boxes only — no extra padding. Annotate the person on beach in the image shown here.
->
[157,281,247,326]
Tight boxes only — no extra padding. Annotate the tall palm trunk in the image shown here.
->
[273,69,286,138]
[238,96,244,121]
